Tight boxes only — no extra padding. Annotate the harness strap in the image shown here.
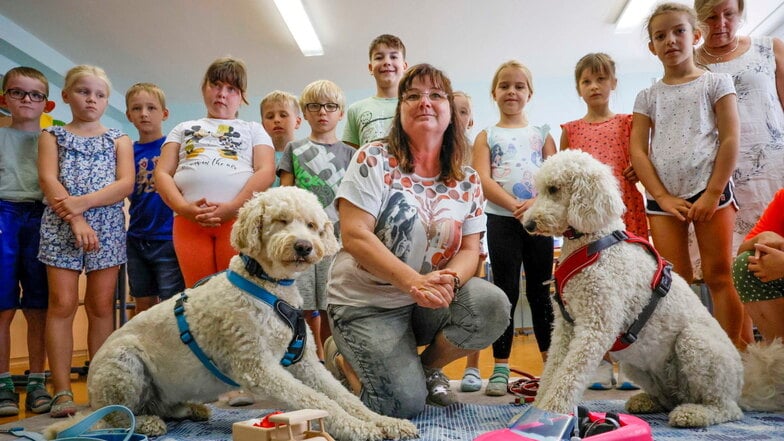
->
[227,270,307,366]
[174,294,240,387]
[553,230,672,352]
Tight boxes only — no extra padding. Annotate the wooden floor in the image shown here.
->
[0,333,542,424]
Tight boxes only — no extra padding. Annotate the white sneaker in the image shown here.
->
[587,360,616,390]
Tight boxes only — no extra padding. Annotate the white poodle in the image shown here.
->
[75,187,417,441]
[521,150,784,427]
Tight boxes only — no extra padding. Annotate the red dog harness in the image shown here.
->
[553,230,672,352]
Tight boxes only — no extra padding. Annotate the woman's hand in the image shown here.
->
[752,231,784,250]
[656,194,692,221]
[52,195,89,221]
[408,269,458,309]
[748,243,784,282]
[69,216,99,251]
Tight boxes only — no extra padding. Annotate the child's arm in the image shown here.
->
[629,113,690,221]
[51,135,135,221]
[37,131,99,251]
[154,141,217,225]
[208,144,276,223]
[773,37,784,111]
[559,128,570,150]
[471,131,522,214]
[688,93,740,223]
[279,171,295,186]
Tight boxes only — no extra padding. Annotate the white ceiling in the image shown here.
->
[1,0,783,117]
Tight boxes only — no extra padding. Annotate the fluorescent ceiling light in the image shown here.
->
[273,0,323,57]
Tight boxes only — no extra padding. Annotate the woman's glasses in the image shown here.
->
[402,90,449,104]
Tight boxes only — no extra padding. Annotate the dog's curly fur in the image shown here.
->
[522,150,784,427]
[69,187,418,441]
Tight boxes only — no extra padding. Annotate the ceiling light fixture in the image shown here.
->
[273,0,323,57]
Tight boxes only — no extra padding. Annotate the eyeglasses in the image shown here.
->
[402,89,449,104]
[3,88,48,103]
[305,102,340,113]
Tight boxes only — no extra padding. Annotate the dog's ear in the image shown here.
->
[566,153,626,233]
[231,192,265,254]
[321,220,340,257]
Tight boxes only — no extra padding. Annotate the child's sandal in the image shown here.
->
[25,387,52,413]
[49,390,77,418]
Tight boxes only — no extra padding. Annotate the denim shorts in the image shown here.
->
[328,277,510,418]
[0,200,48,310]
[127,237,185,300]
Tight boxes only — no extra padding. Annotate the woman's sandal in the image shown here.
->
[25,387,52,413]
[49,390,77,418]
[508,368,540,404]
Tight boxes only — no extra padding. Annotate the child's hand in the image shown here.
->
[205,202,239,224]
[688,192,719,223]
[657,195,692,221]
[748,243,784,282]
[52,195,88,221]
[752,231,784,251]
[69,216,99,251]
[512,199,535,220]
[622,165,639,184]
[179,198,219,226]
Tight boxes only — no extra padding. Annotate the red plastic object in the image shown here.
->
[474,410,652,441]
[254,411,284,428]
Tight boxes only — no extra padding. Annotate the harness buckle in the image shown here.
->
[620,332,638,345]
[653,264,673,297]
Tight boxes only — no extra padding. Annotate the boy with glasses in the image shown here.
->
[278,79,354,362]
[0,66,56,415]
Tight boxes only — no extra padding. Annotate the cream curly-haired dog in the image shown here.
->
[76,187,418,441]
[521,150,784,427]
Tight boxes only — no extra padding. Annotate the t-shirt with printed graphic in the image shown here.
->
[165,118,272,204]
[327,142,486,309]
[341,96,397,147]
[277,138,355,224]
[483,124,550,217]
[128,136,175,240]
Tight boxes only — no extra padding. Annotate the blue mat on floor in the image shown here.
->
[155,400,784,440]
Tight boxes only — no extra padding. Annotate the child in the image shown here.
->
[278,80,354,362]
[0,66,55,416]
[124,83,185,315]
[38,65,134,417]
[452,90,485,393]
[630,3,746,348]
[561,53,646,391]
[155,57,275,288]
[471,60,556,396]
[342,34,408,148]
[260,90,301,187]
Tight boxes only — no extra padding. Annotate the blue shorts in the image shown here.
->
[646,183,737,215]
[0,200,49,310]
[127,237,185,300]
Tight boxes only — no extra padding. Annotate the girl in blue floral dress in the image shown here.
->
[37,65,134,417]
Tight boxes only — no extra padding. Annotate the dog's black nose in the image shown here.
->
[294,240,313,257]
[523,220,537,233]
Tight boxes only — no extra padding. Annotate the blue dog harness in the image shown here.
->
[174,255,307,386]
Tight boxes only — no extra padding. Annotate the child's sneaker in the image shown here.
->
[424,367,456,406]
[460,367,482,392]
[587,360,616,390]
[616,363,641,390]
